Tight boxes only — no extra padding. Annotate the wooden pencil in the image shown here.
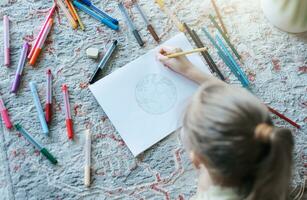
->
[183,23,225,80]
[166,48,207,58]
[210,0,228,34]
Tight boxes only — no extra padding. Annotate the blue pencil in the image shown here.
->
[202,27,249,87]
[215,34,249,87]
[29,82,49,136]
[73,0,119,31]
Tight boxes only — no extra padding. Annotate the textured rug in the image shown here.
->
[0,0,306,199]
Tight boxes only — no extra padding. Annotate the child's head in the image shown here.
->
[182,82,294,200]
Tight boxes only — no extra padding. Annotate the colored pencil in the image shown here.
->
[28,4,56,60]
[210,0,228,34]
[166,48,208,58]
[209,15,241,61]
[267,106,300,129]
[201,27,300,128]
[215,34,249,87]
[202,27,250,87]
[183,23,225,80]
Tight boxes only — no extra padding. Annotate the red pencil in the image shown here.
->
[267,106,301,129]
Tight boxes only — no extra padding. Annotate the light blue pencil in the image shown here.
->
[215,34,249,87]
[29,82,49,136]
[202,27,249,87]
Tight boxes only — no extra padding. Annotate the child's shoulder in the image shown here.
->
[191,186,241,200]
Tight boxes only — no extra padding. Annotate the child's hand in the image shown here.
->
[157,46,195,76]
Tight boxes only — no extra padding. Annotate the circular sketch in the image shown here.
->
[135,74,177,115]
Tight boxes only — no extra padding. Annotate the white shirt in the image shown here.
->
[191,186,241,200]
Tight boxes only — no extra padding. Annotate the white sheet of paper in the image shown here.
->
[89,33,212,156]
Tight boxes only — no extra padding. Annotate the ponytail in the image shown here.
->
[247,127,294,200]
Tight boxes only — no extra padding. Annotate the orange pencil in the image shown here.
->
[65,0,78,21]
[29,19,53,65]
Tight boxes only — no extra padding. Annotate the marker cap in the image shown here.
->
[66,119,74,139]
[40,148,58,164]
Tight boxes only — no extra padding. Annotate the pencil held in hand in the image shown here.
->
[157,46,197,76]
[166,47,208,58]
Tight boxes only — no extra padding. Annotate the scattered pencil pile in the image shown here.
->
[0,0,301,188]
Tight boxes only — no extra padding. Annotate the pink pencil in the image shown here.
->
[28,4,56,60]
[3,15,10,67]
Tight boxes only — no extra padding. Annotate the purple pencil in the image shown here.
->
[11,42,29,93]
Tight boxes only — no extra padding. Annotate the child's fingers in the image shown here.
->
[156,53,172,68]
[156,52,168,61]
[159,46,182,55]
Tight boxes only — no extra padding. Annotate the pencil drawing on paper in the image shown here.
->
[135,74,177,115]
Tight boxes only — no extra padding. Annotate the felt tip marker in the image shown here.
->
[3,15,10,67]
[29,82,49,136]
[28,4,56,60]
[84,130,91,187]
[118,3,144,46]
[29,18,53,66]
[73,0,119,31]
[0,98,12,129]
[45,69,52,124]
[56,0,78,29]
[11,42,29,93]
[134,2,160,42]
[14,124,57,164]
[62,84,74,139]
[78,0,119,25]
[89,40,118,84]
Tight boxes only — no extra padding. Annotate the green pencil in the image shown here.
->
[209,14,242,61]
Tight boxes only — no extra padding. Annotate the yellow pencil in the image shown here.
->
[68,0,85,30]
[166,48,208,58]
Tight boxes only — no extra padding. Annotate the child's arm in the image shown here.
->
[157,47,222,85]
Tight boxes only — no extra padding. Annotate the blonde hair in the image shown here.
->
[183,82,294,200]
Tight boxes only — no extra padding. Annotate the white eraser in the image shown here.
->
[86,48,99,59]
